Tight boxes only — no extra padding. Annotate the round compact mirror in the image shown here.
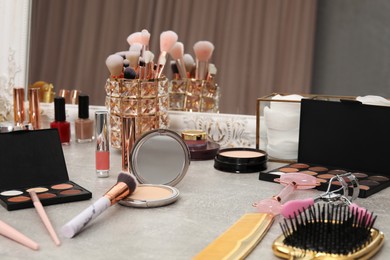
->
[119,129,191,208]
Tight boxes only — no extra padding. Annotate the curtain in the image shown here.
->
[29,0,317,115]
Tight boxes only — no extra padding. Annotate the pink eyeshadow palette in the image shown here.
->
[0,129,92,211]
[260,162,390,198]
[259,98,390,198]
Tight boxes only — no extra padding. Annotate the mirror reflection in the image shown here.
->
[132,133,188,185]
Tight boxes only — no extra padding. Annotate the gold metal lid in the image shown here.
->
[181,130,207,141]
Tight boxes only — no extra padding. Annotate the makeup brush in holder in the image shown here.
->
[168,41,219,113]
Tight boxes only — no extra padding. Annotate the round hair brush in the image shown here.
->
[274,204,385,259]
[61,172,137,238]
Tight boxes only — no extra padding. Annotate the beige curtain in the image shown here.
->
[29,0,317,115]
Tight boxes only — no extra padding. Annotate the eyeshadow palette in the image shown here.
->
[0,129,92,210]
[259,98,390,198]
[260,163,390,198]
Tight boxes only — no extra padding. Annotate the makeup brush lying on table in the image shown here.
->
[61,172,137,238]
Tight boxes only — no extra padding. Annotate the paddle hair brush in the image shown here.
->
[274,203,384,259]
[61,172,137,238]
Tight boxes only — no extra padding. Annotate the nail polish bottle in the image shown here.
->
[95,111,110,177]
[50,97,70,144]
[75,94,94,143]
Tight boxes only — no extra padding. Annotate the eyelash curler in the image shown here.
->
[253,172,364,218]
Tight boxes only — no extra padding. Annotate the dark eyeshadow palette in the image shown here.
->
[259,98,390,198]
[260,162,390,198]
[0,129,92,210]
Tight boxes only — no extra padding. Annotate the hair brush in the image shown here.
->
[273,203,385,259]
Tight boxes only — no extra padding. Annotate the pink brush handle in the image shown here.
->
[0,220,39,250]
[274,183,296,203]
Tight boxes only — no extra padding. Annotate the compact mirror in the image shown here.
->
[119,129,191,208]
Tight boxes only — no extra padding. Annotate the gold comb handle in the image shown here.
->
[194,213,274,260]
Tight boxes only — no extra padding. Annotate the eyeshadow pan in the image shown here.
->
[60,189,81,195]
[359,185,370,191]
[317,174,335,180]
[316,178,327,183]
[328,169,347,175]
[279,168,299,173]
[352,172,368,179]
[368,176,389,182]
[37,193,56,199]
[8,196,31,202]
[0,190,23,196]
[52,183,73,190]
[359,180,380,187]
[299,170,317,176]
[290,163,309,169]
[26,187,48,193]
[308,166,328,172]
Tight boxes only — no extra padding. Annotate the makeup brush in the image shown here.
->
[125,50,140,71]
[170,61,179,80]
[156,30,178,78]
[126,32,142,46]
[105,54,124,78]
[29,190,61,246]
[143,50,155,79]
[129,43,143,55]
[61,172,137,238]
[207,63,217,82]
[140,29,151,58]
[0,219,39,250]
[169,42,187,79]
[193,41,215,80]
[124,67,137,80]
[183,53,195,78]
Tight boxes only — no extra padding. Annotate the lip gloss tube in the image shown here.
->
[95,111,110,178]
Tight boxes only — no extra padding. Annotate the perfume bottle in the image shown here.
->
[75,94,93,143]
[50,97,70,144]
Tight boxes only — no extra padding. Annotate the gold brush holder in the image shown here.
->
[105,77,169,149]
[168,78,219,112]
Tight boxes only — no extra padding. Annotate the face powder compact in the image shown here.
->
[119,129,190,208]
[214,148,268,173]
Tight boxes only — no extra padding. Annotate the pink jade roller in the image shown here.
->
[253,173,318,216]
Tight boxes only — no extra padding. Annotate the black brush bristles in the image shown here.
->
[280,204,377,255]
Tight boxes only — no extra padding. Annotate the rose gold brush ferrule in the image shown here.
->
[104,182,131,205]
[195,60,209,80]
[13,88,25,126]
[28,88,41,129]
[156,52,167,78]
[121,116,136,172]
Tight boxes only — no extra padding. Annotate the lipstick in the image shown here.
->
[95,111,110,178]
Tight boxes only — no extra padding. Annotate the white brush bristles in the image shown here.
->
[125,51,140,69]
[144,50,154,64]
[127,32,142,46]
[129,43,143,54]
[169,42,184,60]
[106,54,124,76]
[160,30,178,52]
[193,41,215,62]
[183,54,195,70]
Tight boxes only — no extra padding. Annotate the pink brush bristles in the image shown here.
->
[156,30,178,78]
[193,41,215,80]
[127,32,142,46]
[169,42,187,79]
